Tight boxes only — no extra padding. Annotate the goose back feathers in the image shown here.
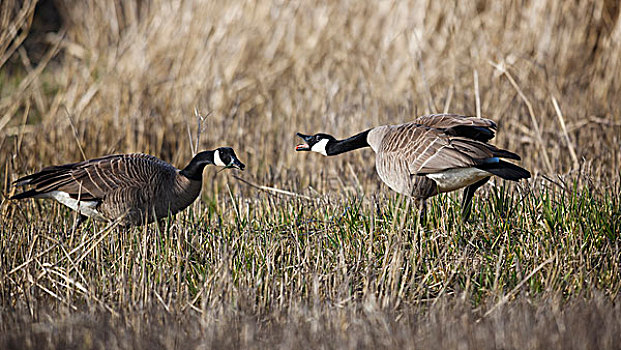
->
[11,148,245,226]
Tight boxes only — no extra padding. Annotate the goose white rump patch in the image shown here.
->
[426,167,491,193]
[44,191,104,219]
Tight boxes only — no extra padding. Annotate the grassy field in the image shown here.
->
[1,0,620,348]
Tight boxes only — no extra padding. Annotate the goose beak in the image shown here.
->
[230,159,245,171]
[295,132,311,151]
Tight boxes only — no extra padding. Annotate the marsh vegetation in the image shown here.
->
[1,0,620,348]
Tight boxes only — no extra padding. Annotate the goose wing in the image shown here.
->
[12,154,175,201]
[414,113,497,142]
[376,122,519,177]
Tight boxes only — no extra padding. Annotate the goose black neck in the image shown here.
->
[326,129,371,156]
[180,151,214,181]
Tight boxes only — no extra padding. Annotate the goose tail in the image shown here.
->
[476,160,531,181]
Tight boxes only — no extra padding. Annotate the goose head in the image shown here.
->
[181,147,245,181]
[212,147,246,170]
[295,133,337,156]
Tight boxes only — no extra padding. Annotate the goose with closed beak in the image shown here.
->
[10,147,245,227]
[296,114,530,220]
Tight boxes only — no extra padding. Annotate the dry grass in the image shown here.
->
[1,0,620,348]
[2,295,620,349]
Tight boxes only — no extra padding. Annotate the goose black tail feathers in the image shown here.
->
[476,160,531,181]
[9,189,40,200]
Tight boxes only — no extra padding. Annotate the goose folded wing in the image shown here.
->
[414,114,497,142]
[27,154,158,201]
[406,137,517,175]
[375,126,469,176]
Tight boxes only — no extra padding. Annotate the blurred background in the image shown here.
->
[1,0,619,196]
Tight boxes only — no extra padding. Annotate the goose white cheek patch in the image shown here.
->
[311,139,329,156]
[213,150,226,167]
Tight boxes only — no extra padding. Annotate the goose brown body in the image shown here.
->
[367,114,519,197]
[296,114,530,219]
[11,149,244,227]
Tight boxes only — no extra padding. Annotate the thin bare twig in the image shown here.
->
[552,96,579,170]
[474,69,481,118]
[233,175,315,201]
[489,60,553,174]
[443,85,454,114]
[64,107,88,161]
[482,256,554,318]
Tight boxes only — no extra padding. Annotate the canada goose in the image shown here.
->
[10,148,245,227]
[295,114,530,219]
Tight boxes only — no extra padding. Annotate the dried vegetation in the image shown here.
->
[1,0,620,348]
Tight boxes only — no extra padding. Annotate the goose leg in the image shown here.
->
[70,214,88,233]
[156,218,169,233]
[416,198,428,224]
[461,177,490,221]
